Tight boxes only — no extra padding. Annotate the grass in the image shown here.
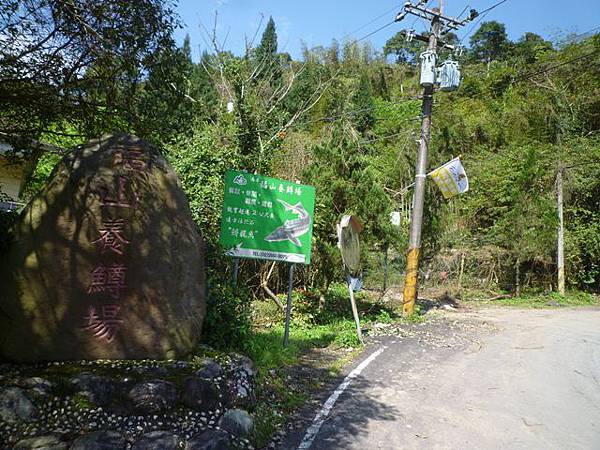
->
[246,282,405,448]
[478,291,599,308]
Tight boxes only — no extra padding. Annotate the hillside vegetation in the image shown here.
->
[2,3,600,339]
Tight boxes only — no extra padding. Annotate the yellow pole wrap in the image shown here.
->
[402,248,420,317]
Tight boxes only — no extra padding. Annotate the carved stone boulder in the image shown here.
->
[0,135,205,361]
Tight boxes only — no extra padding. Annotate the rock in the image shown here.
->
[230,354,257,377]
[186,429,231,450]
[223,355,256,409]
[182,377,219,412]
[128,380,178,413]
[22,377,54,396]
[70,431,126,450]
[0,134,205,362]
[71,373,115,406]
[170,361,190,370]
[13,434,68,450]
[131,431,180,450]
[218,409,254,438]
[0,387,36,422]
[194,359,223,380]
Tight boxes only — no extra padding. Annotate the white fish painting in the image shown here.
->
[264,199,311,247]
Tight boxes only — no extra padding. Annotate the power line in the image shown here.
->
[361,119,422,143]
[458,12,488,45]
[410,0,433,33]
[458,0,510,45]
[233,97,422,137]
[456,4,471,20]
[434,46,600,127]
[478,0,509,16]
[563,25,600,44]
[342,3,404,41]
[513,48,600,83]
[355,21,397,43]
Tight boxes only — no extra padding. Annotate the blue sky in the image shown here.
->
[175,0,600,61]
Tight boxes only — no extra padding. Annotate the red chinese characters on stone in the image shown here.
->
[99,176,138,208]
[112,148,149,173]
[91,219,130,255]
[85,149,148,344]
[87,264,127,299]
[82,304,123,343]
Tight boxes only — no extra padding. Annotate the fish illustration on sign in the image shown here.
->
[265,199,311,247]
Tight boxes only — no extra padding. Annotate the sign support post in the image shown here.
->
[232,258,239,289]
[347,281,364,345]
[283,263,295,347]
[337,215,365,345]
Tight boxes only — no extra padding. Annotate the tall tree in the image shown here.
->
[514,32,553,64]
[0,0,180,150]
[469,21,512,63]
[254,16,279,81]
[135,35,196,144]
[384,32,426,64]
[352,71,375,134]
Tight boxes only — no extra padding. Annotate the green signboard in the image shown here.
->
[219,170,316,264]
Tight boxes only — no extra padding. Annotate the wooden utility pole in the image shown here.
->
[557,166,565,295]
[395,0,477,316]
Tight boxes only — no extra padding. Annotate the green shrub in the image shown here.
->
[201,269,253,351]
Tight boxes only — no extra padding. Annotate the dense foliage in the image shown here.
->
[5,9,600,306]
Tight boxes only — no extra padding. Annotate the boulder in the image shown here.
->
[194,358,224,380]
[71,373,116,406]
[21,377,54,396]
[186,429,231,450]
[182,377,219,412]
[69,431,126,450]
[218,409,254,438]
[0,134,205,361]
[13,434,68,450]
[131,431,180,450]
[0,387,36,422]
[223,355,256,409]
[230,354,256,378]
[128,380,178,413]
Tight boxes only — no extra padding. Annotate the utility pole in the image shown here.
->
[557,166,565,295]
[395,1,478,316]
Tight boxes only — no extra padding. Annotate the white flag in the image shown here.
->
[430,157,469,199]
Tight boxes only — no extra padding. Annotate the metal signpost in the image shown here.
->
[337,215,364,345]
[220,170,316,347]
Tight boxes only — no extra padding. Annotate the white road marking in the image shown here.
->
[297,346,386,450]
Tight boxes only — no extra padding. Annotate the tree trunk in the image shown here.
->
[457,252,466,293]
[557,168,566,295]
[515,257,521,297]
[261,261,284,312]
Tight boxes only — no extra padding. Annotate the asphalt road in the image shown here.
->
[281,307,600,450]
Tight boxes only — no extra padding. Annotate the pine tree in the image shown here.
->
[352,72,375,134]
[255,16,280,81]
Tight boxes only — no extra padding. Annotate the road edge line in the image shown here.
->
[297,346,386,450]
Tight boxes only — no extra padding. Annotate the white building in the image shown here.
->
[0,142,28,212]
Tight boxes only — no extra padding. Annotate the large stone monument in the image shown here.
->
[0,135,205,361]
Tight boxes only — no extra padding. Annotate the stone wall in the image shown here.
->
[0,355,256,449]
